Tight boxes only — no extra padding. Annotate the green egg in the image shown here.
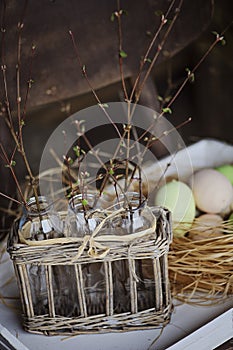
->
[228,213,233,233]
[154,180,195,238]
[225,213,233,234]
[216,164,233,185]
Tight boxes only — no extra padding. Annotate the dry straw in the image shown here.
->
[168,220,233,303]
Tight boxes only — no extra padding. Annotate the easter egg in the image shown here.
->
[191,169,233,214]
[227,213,233,234]
[189,214,223,241]
[154,180,195,237]
[216,164,233,185]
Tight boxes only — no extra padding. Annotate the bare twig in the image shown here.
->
[130,0,177,103]
[21,44,36,121]
[74,121,128,202]
[0,0,41,217]
[1,66,14,129]
[134,0,184,105]
[69,30,122,140]
[0,143,26,204]
[0,192,22,206]
[128,24,230,159]
[165,28,230,111]
[116,0,129,102]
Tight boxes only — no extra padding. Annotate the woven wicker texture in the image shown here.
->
[8,206,172,335]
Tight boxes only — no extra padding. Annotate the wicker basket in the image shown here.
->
[8,206,172,335]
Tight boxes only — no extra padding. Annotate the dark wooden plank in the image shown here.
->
[1,0,213,109]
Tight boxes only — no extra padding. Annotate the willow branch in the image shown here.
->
[116,0,129,102]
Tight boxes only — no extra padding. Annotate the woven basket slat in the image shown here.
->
[14,265,27,316]
[163,255,170,306]
[153,258,162,310]
[78,264,88,317]
[127,258,136,313]
[45,265,55,317]
[104,261,111,316]
[19,264,34,318]
[74,264,86,316]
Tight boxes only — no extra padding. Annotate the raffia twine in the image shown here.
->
[168,219,233,303]
[17,208,158,261]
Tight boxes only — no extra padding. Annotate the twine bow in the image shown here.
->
[71,208,125,261]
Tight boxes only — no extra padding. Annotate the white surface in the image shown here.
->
[167,308,233,350]
[1,240,233,350]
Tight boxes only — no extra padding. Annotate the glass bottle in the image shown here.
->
[19,196,64,240]
[65,193,106,315]
[19,196,64,315]
[65,193,98,237]
[112,191,156,313]
[113,191,155,234]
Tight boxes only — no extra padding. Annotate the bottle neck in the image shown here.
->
[26,196,50,217]
[66,194,98,236]
[115,192,146,212]
[68,194,96,213]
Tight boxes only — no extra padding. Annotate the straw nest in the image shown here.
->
[168,220,233,303]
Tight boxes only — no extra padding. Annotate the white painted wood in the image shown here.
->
[167,308,233,350]
[0,324,29,350]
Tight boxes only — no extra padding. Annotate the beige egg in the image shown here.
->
[220,204,231,217]
[221,197,233,217]
[189,213,223,241]
[190,169,233,214]
[231,200,233,212]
